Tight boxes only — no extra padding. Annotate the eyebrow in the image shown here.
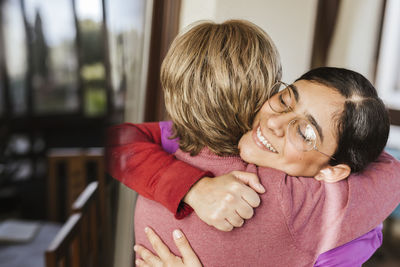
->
[290,84,324,142]
[289,84,299,102]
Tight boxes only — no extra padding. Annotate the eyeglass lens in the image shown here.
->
[268,82,294,113]
[267,82,334,160]
[287,119,318,152]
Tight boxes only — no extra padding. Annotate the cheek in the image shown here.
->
[255,102,270,121]
[291,154,329,176]
[285,148,318,166]
[282,141,304,161]
[281,146,320,175]
[239,132,269,165]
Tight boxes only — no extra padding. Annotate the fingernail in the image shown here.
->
[173,229,183,240]
[135,259,140,265]
[144,227,149,233]
[133,245,138,251]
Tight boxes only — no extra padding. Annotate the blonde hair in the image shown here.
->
[161,20,282,156]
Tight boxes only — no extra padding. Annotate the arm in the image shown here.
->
[106,122,209,217]
[281,151,400,254]
[106,122,265,226]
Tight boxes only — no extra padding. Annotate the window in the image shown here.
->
[2,0,28,115]
[24,0,79,114]
[375,0,400,149]
[375,0,400,112]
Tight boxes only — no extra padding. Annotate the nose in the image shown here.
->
[265,113,293,137]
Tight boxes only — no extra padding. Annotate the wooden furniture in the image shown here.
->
[47,147,115,267]
[72,182,100,267]
[45,213,83,267]
[47,148,105,222]
[45,182,101,267]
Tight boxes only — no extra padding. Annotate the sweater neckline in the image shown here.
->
[177,147,245,165]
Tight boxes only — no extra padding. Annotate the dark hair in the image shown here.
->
[297,67,389,172]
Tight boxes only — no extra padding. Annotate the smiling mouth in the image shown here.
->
[255,126,277,153]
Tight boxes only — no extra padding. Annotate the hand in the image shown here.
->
[134,227,202,267]
[183,171,265,231]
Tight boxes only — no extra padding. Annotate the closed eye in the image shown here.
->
[297,124,316,144]
[296,125,307,140]
[279,94,291,112]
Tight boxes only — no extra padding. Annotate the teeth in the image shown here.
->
[256,127,277,153]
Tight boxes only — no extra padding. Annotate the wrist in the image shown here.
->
[183,176,210,207]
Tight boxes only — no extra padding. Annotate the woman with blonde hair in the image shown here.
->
[107,20,400,266]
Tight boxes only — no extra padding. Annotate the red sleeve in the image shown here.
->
[106,122,212,218]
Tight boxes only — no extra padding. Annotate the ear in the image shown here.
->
[314,164,351,183]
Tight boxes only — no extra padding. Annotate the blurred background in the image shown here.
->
[0,0,399,267]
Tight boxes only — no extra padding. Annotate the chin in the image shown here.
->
[239,149,256,165]
[238,133,254,162]
[238,144,249,162]
[239,143,261,166]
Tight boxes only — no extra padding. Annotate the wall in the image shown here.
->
[179,0,318,83]
[179,0,400,148]
[327,0,383,81]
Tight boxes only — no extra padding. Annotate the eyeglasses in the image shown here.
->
[267,81,336,160]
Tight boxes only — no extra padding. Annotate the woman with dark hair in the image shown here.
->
[127,68,398,266]
[237,67,389,177]
[298,67,389,172]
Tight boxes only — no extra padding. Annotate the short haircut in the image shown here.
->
[297,67,390,172]
[162,20,282,156]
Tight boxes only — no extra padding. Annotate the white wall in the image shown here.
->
[375,0,400,108]
[180,0,318,83]
[327,0,383,81]
[375,0,400,150]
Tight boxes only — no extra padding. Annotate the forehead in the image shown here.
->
[293,80,345,140]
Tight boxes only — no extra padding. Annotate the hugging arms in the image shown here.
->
[108,120,400,266]
[107,80,400,265]
[107,20,400,266]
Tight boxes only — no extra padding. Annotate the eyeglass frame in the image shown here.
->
[268,81,337,161]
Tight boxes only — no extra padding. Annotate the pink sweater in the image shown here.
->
[135,148,400,266]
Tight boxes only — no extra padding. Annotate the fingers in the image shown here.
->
[135,228,202,267]
[210,194,243,231]
[184,172,263,232]
[213,201,249,230]
[231,171,265,193]
[241,193,261,212]
[225,212,245,227]
[234,200,254,220]
[237,184,261,208]
[134,244,162,267]
[144,227,173,261]
[172,230,202,266]
[135,258,150,267]
[213,219,234,232]
[211,182,259,229]
[230,172,262,208]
